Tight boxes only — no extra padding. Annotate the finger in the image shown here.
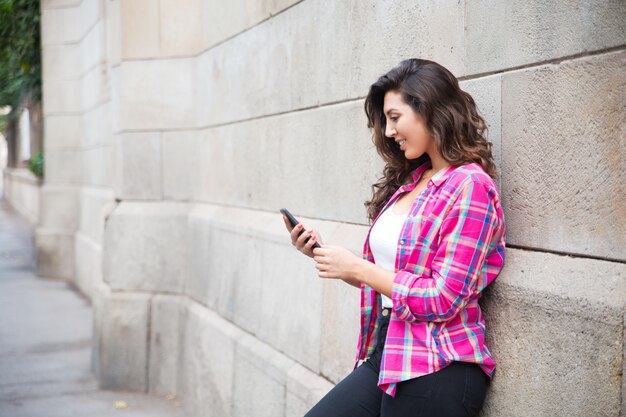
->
[312,246,328,255]
[312,247,325,256]
[282,215,294,232]
[290,224,305,244]
[295,228,313,249]
[304,234,318,251]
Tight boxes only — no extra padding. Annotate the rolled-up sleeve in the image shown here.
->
[392,180,500,323]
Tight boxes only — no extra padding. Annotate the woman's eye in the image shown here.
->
[390,116,398,122]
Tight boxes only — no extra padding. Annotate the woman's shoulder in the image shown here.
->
[444,163,499,195]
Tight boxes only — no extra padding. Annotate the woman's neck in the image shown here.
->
[426,152,450,175]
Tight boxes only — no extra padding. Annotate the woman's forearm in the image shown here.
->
[350,259,395,297]
[340,276,362,288]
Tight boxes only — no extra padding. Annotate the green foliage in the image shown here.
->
[0,0,41,120]
[28,149,43,177]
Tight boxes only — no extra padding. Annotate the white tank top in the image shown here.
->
[368,199,409,308]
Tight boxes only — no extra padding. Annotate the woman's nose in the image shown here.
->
[385,126,396,138]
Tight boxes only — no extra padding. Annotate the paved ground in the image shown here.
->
[0,198,184,417]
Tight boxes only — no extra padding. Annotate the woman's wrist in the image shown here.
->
[350,258,372,284]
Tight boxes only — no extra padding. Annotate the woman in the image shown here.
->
[282,58,506,417]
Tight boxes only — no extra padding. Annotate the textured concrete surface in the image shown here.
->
[192,101,382,223]
[502,50,626,260]
[148,295,181,397]
[115,132,163,200]
[481,249,625,417]
[174,299,334,417]
[465,0,626,74]
[0,199,184,417]
[96,291,151,392]
[103,202,189,292]
[1,169,40,224]
[194,0,464,127]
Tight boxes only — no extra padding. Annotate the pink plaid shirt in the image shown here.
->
[356,161,506,397]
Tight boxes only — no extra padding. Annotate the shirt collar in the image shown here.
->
[409,162,456,189]
[430,165,456,187]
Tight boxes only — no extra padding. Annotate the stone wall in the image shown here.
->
[2,168,41,224]
[39,1,626,416]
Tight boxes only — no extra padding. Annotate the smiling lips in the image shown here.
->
[397,139,407,149]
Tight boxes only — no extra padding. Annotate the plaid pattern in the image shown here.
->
[356,162,506,397]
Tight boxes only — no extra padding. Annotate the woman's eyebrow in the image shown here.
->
[385,108,398,116]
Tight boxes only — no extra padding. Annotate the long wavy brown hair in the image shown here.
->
[363,58,498,223]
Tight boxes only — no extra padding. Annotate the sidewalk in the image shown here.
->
[0,198,184,417]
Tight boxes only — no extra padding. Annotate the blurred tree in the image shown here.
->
[0,0,41,115]
[0,0,41,170]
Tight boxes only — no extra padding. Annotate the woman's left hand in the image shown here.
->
[312,244,362,280]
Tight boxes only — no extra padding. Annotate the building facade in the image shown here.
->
[25,0,626,416]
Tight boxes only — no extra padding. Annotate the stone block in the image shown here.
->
[40,8,65,45]
[186,204,338,370]
[81,63,110,111]
[44,148,83,185]
[479,248,625,417]
[44,114,82,149]
[76,0,102,41]
[501,50,626,260]
[35,229,74,279]
[148,294,182,397]
[90,282,110,379]
[120,0,160,59]
[232,332,296,417]
[82,102,112,148]
[195,0,464,126]
[38,185,80,230]
[162,131,201,201]
[42,78,81,114]
[465,0,626,74]
[78,186,115,243]
[319,223,364,383]
[185,207,264,333]
[103,202,189,293]
[117,59,195,131]
[176,301,239,417]
[82,145,115,188]
[2,169,41,224]
[286,363,334,416]
[258,236,325,372]
[195,101,383,224]
[185,205,219,306]
[460,74,502,184]
[80,20,105,75]
[115,132,162,200]
[98,291,150,392]
[104,0,121,67]
[200,0,300,49]
[42,44,81,80]
[74,231,102,300]
[159,0,202,56]
[61,4,84,43]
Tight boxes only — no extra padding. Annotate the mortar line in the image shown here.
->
[456,44,626,81]
[505,244,626,265]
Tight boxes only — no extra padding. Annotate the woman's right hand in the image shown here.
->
[282,215,323,258]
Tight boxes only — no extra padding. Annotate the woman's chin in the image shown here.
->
[404,150,425,160]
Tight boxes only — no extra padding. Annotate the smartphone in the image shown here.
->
[280,208,321,249]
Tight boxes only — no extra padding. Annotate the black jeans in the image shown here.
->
[304,310,489,417]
